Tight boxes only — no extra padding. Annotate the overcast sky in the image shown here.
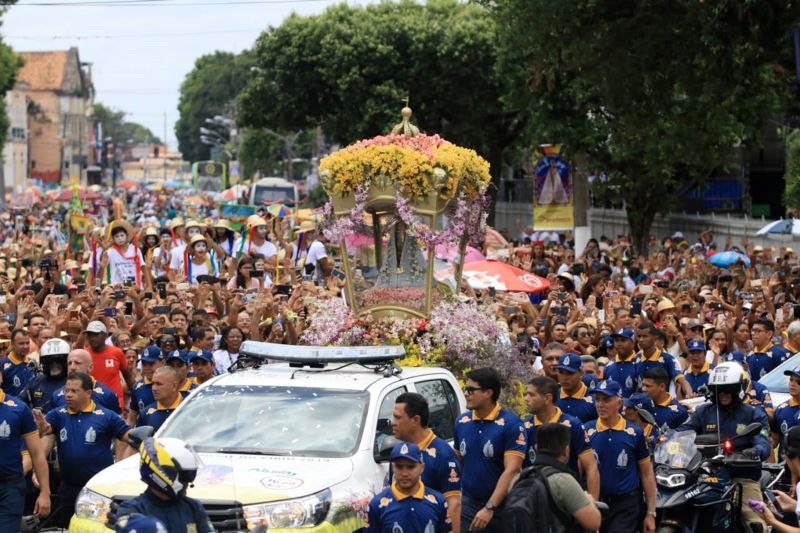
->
[2,0,352,153]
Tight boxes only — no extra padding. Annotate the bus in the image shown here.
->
[192,161,227,193]
[249,177,299,208]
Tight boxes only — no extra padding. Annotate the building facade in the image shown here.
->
[3,81,29,192]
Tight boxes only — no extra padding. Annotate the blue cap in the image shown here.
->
[600,335,615,349]
[624,392,655,413]
[687,339,706,352]
[115,513,167,533]
[784,365,800,380]
[725,351,746,364]
[189,350,214,364]
[589,379,622,398]
[139,345,163,363]
[610,328,635,341]
[390,442,424,464]
[165,350,189,364]
[556,353,582,374]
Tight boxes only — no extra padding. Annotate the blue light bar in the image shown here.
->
[240,341,406,364]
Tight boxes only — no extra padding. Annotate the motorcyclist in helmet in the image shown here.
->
[675,361,770,533]
[28,339,70,413]
[111,437,215,532]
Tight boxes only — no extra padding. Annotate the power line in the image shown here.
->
[7,0,330,6]
[6,27,264,39]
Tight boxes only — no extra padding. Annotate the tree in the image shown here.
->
[94,103,161,146]
[175,50,255,162]
[0,39,22,149]
[491,0,798,251]
[238,0,523,223]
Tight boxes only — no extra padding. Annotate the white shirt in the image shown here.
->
[213,349,238,374]
[183,258,211,285]
[304,240,327,272]
[106,244,145,287]
[169,242,187,271]
[233,237,277,259]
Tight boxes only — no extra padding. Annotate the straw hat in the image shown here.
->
[189,234,207,247]
[213,219,233,232]
[169,217,185,229]
[656,299,676,315]
[107,219,134,239]
[246,215,268,229]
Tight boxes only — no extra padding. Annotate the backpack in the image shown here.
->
[503,464,576,533]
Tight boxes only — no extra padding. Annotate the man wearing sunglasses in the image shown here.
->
[454,367,526,532]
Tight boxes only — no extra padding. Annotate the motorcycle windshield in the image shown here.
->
[654,430,698,468]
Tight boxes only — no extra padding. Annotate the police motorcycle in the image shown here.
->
[654,422,780,533]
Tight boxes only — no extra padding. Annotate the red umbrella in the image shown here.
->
[435,259,549,292]
[55,188,100,202]
[117,180,140,189]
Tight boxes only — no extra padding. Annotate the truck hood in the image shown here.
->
[86,453,354,505]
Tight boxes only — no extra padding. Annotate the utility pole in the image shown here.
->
[163,111,167,181]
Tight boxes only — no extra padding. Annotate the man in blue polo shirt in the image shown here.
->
[0,367,50,530]
[555,353,597,423]
[51,349,120,414]
[604,328,638,397]
[137,366,183,433]
[749,318,790,380]
[392,392,461,532]
[0,329,37,401]
[454,367,525,532]
[188,350,215,386]
[523,375,599,499]
[683,339,713,395]
[772,364,800,457]
[634,322,692,400]
[34,371,131,527]
[623,393,660,456]
[365,442,450,533]
[127,345,164,426]
[584,379,656,533]
[641,367,689,431]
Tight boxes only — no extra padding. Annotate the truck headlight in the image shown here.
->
[656,472,687,488]
[243,488,332,529]
[74,487,113,522]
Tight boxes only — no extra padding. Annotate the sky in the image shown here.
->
[1,0,354,152]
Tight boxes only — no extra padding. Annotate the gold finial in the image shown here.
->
[391,96,420,137]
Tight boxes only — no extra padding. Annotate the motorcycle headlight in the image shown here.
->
[243,488,332,529]
[74,487,113,522]
[656,472,687,488]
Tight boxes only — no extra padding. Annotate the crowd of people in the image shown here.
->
[1,183,800,532]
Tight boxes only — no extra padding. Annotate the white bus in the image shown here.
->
[249,177,299,208]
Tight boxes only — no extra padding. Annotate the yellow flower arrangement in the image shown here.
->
[319,134,490,200]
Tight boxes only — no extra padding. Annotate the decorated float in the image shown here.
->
[302,105,528,390]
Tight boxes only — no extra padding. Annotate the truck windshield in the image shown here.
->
[252,185,296,206]
[159,385,369,457]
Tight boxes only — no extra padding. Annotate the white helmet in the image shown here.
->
[39,338,71,359]
[708,361,746,402]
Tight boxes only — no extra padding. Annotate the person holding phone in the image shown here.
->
[226,255,260,291]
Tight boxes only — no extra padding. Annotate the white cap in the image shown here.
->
[84,320,107,334]
[671,231,684,240]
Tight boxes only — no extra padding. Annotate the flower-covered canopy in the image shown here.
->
[319,106,491,319]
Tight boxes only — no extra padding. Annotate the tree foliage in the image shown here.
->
[784,129,800,215]
[0,39,22,149]
[238,0,523,222]
[492,0,798,250]
[176,50,255,162]
[94,103,162,145]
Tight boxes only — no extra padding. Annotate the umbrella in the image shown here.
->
[267,204,292,218]
[435,259,550,292]
[164,180,188,189]
[117,180,140,189]
[755,219,800,241]
[219,184,248,201]
[708,251,751,268]
[434,244,485,264]
[25,186,43,198]
[184,196,205,204]
[484,226,508,250]
[55,188,100,202]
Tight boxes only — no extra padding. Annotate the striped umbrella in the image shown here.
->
[267,204,292,218]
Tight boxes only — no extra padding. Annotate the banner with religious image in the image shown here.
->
[532,144,574,230]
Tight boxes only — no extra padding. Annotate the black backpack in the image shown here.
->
[503,464,576,533]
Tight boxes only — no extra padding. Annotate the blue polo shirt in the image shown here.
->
[44,401,130,486]
[388,430,461,499]
[557,382,597,423]
[604,355,638,398]
[179,379,198,399]
[116,490,215,533]
[0,354,36,401]
[634,349,683,391]
[651,395,689,430]
[51,379,121,414]
[683,363,713,394]
[585,416,649,497]
[365,482,450,533]
[522,407,591,473]
[745,381,773,414]
[748,345,784,381]
[0,390,36,477]
[29,375,64,414]
[129,377,154,414]
[772,398,800,455]
[453,404,527,502]
[136,395,182,433]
